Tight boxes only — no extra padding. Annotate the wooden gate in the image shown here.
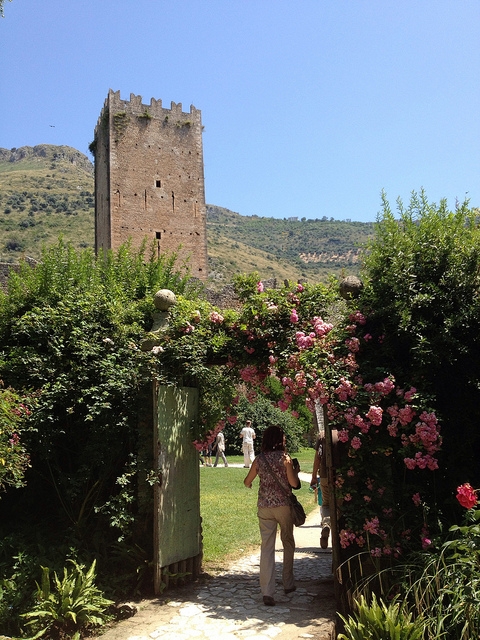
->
[153,384,202,594]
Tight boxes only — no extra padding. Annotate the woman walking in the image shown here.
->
[244,425,300,606]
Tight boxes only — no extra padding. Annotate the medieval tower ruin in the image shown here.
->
[93,90,208,280]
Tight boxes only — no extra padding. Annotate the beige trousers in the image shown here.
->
[243,443,255,466]
[257,505,295,597]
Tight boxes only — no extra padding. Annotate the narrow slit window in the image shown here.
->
[156,180,161,188]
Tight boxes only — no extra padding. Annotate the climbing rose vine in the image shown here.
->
[153,274,442,555]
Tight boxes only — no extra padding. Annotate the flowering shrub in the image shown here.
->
[361,192,480,500]
[331,373,441,557]
[339,482,480,637]
[0,384,31,492]
[389,485,480,639]
[154,273,442,555]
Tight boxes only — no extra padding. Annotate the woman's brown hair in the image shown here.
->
[261,425,285,452]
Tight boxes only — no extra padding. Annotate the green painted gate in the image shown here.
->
[153,384,202,594]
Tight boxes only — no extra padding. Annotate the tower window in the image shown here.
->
[156,180,161,188]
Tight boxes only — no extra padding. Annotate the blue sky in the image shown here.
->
[1,0,478,222]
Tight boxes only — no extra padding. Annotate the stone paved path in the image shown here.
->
[91,475,337,640]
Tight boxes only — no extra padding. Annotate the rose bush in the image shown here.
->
[155,273,441,556]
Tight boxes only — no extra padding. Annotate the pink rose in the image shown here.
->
[398,405,415,425]
[421,537,432,550]
[404,387,417,402]
[351,436,362,450]
[349,311,366,325]
[363,517,380,535]
[345,337,360,353]
[209,311,224,324]
[366,405,383,426]
[404,457,416,470]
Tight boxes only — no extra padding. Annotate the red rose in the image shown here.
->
[456,483,478,509]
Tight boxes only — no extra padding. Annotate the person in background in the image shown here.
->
[244,425,300,606]
[212,430,228,467]
[240,419,256,468]
[310,429,338,548]
[200,444,212,466]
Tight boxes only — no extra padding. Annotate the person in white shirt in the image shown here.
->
[213,431,228,467]
[240,420,256,468]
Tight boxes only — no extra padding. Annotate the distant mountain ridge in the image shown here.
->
[0,144,94,174]
[0,145,374,285]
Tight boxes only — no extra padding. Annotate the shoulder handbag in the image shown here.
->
[260,454,306,527]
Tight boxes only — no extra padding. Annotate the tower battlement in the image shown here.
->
[95,90,202,132]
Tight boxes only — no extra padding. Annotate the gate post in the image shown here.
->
[140,289,203,594]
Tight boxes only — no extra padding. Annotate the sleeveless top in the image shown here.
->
[256,450,291,508]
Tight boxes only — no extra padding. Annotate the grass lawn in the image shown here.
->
[200,447,319,572]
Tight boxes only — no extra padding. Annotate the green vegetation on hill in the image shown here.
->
[0,144,375,283]
[207,204,374,285]
[0,145,95,260]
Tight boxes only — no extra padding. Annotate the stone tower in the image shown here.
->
[93,90,208,280]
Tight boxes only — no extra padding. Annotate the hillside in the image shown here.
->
[207,205,374,285]
[0,145,95,259]
[0,145,375,285]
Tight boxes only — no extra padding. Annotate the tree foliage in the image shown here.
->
[358,191,480,494]
[222,393,305,456]
[0,240,196,632]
